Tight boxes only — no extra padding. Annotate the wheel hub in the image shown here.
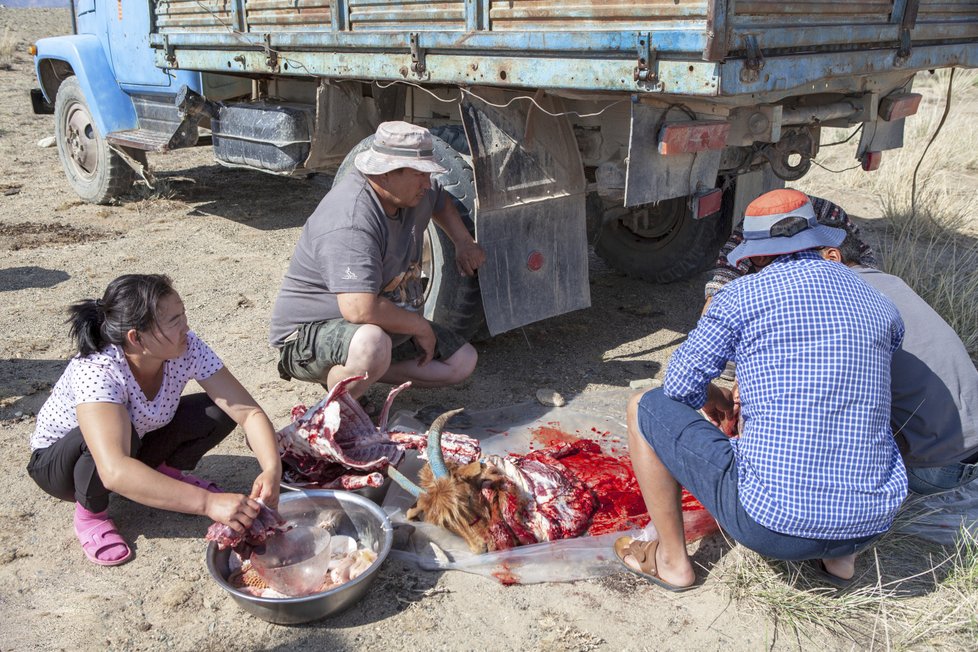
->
[64,104,97,178]
[617,196,687,242]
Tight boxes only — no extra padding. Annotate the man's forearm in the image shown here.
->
[338,293,428,336]
[431,200,476,248]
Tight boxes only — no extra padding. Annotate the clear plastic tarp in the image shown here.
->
[381,389,716,584]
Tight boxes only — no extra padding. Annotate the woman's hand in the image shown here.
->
[251,468,281,510]
[204,493,260,533]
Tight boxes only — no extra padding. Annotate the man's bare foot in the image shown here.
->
[822,553,856,581]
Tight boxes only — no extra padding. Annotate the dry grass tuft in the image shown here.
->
[0,27,16,70]
[799,67,978,359]
[712,522,978,649]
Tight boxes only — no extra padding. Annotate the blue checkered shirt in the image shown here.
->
[665,251,908,539]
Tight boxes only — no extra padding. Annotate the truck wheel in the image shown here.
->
[54,77,135,204]
[335,125,487,341]
[594,194,732,283]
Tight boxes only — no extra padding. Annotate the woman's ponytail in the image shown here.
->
[66,298,106,356]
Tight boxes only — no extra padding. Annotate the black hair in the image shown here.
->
[66,274,176,357]
[837,232,864,266]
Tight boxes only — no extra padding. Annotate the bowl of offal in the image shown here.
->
[206,489,393,624]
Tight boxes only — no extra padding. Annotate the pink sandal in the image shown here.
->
[75,514,132,566]
[157,463,222,493]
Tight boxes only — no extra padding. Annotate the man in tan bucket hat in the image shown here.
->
[270,121,486,401]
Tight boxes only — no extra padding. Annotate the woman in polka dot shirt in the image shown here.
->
[27,274,282,566]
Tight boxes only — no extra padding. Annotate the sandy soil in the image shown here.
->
[0,8,950,651]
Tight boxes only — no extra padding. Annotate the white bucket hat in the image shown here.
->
[354,121,447,175]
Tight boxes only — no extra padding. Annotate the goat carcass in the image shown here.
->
[278,375,481,490]
[388,410,599,553]
[276,375,408,489]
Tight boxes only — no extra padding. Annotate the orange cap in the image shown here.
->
[745,189,811,218]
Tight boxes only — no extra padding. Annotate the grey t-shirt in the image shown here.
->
[269,169,445,346]
[855,267,978,466]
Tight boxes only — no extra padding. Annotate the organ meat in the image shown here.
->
[205,500,290,556]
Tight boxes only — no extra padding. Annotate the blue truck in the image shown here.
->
[29,1,978,338]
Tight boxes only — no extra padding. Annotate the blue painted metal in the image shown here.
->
[33,34,138,136]
[720,41,978,97]
[106,0,171,87]
[149,28,706,53]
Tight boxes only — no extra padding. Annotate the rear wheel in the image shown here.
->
[593,194,732,283]
[336,125,487,340]
[54,77,137,204]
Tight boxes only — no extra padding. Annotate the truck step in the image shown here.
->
[106,128,176,152]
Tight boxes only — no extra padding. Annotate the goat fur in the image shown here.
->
[406,460,517,553]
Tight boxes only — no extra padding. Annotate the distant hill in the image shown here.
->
[1,1,70,7]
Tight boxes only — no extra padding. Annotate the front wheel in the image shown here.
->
[54,76,136,204]
[593,194,732,283]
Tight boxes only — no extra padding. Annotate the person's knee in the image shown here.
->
[445,343,477,384]
[344,325,393,374]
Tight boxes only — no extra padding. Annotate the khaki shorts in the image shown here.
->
[277,317,468,383]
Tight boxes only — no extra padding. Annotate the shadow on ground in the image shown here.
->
[0,266,70,292]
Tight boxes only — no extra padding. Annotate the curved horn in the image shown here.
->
[427,408,464,479]
[387,465,423,498]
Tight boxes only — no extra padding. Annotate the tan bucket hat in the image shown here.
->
[354,121,447,175]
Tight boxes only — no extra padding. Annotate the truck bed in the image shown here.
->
[149,1,978,97]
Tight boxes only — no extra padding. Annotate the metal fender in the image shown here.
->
[34,34,137,136]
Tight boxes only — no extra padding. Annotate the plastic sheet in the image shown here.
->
[382,391,718,584]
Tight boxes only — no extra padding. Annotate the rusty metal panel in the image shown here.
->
[488,0,709,31]
[349,0,466,31]
[246,0,332,32]
[156,0,234,34]
[918,0,978,21]
[734,1,894,21]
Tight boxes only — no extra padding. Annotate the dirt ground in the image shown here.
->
[0,8,959,652]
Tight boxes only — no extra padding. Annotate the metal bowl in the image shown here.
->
[206,490,393,625]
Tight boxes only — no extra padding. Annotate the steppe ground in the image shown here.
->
[1,8,976,651]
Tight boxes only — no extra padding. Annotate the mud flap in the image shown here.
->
[461,89,590,336]
[304,81,383,170]
[625,103,723,207]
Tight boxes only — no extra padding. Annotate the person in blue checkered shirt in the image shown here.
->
[615,189,908,591]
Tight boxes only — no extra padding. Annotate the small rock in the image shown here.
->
[137,622,152,632]
[536,388,565,407]
[14,411,23,418]
[236,294,254,309]
[628,378,662,390]
[37,136,56,148]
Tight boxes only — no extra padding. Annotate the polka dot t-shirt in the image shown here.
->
[30,331,224,451]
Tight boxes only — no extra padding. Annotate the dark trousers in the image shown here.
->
[27,393,236,512]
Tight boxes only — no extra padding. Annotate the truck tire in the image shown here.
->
[336,125,487,341]
[593,194,732,283]
[54,77,135,204]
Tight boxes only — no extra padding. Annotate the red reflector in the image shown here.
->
[861,151,882,171]
[693,189,724,219]
[658,121,731,156]
[527,251,544,271]
[879,93,922,121]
